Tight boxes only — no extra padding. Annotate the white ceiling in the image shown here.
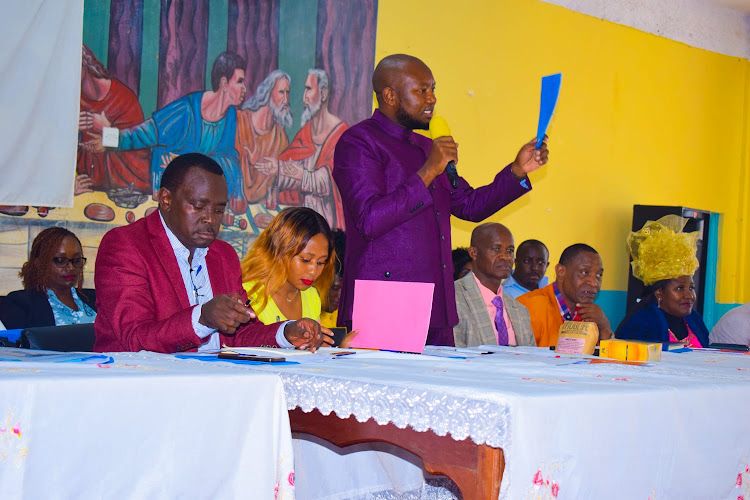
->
[541,0,750,59]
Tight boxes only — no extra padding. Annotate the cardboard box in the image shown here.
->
[555,321,599,355]
[600,339,662,362]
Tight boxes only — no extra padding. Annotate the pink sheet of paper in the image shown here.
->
[350,280,435,353]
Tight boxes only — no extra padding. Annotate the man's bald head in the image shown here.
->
[470,223,512,247]
[373,54,426,93]
[469,223,515,291]
[373,54,431,103]
[372,54,435,130]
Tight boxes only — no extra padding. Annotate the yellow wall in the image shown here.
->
[375,0,749,303]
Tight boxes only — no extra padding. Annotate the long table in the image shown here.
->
[245,345,750,499]
[12,346,747,499]
[0,349,294,499]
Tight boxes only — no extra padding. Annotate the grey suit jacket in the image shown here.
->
[453,271,536,347]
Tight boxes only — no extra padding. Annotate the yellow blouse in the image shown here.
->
[242,281,321,324]
[320,309,338,329]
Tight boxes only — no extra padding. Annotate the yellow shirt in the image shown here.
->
[242,281,321,324]
[320,309,338,329]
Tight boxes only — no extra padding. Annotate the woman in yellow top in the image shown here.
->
[241,207,335,325]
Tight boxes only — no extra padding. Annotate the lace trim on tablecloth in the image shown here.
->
[279,373,512,449]
[350,477,461,500]
[114,351,513,449]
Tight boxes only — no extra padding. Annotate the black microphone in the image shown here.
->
[445,161,458,189]
[428,116,458,189]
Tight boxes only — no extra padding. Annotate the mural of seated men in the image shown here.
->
[89,51,248,215]
[78,44,150,208]
[272,69,347,230]
[235,70,292,208]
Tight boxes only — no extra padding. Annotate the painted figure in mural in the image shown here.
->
[78,45,150,207]
[94,51,248,215]
[275,69,347,230]
[235,70,292,208]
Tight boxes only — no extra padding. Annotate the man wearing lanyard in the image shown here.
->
[517,243,613,347]
[94,153,330,353]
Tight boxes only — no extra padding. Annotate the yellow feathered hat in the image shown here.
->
[627,215,699,286]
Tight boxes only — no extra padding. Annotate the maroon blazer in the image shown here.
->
[94,211,280,352]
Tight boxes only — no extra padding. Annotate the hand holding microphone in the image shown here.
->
[420,116,459,188]
[423,115,550,188]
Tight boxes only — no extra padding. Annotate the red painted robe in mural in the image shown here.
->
[78,78,150,193]
[235,109,289,204]
[277,121,347,230]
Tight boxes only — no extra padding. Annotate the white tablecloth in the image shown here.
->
[185,345,750,500]
[0,349,294,499]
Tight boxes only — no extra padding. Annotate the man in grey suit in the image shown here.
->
[453,223,536,347]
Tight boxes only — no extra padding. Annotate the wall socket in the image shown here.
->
[102,127,119,148]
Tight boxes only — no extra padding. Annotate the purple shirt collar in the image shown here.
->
[372,109,419,141]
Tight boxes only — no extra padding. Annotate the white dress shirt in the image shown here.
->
[159,214,291,351]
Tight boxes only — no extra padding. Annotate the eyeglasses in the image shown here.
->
[52,257,87,269]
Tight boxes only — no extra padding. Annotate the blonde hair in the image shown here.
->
[241,207,335,314]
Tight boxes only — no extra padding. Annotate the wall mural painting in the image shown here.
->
[0,0,378,294]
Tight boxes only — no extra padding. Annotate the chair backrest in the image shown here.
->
[20,324,96,352]
[0,329,22,347]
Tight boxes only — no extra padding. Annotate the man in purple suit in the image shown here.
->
[332,54,550,345]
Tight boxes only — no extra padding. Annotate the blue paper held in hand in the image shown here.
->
[536,73,562,149]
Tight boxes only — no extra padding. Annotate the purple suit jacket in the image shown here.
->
[94,210,280,353]
[332,110,531,345]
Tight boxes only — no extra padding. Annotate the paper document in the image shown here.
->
[220,346,341,364]
[536,73,562,149]
[0,351,112,364]
[350,280,434,353]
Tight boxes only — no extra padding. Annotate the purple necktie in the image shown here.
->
[491,296,509,346]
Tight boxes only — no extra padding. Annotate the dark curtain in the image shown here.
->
[157,0,209,109]
[107,0,144,94]
[227,0,280,95]
[315,0,378,127]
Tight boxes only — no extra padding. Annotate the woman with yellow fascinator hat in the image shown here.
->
[615,215,710,347]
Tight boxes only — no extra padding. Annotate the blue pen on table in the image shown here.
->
[670,347,693,353]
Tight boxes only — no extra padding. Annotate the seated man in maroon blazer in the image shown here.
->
[94,153,331,353]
